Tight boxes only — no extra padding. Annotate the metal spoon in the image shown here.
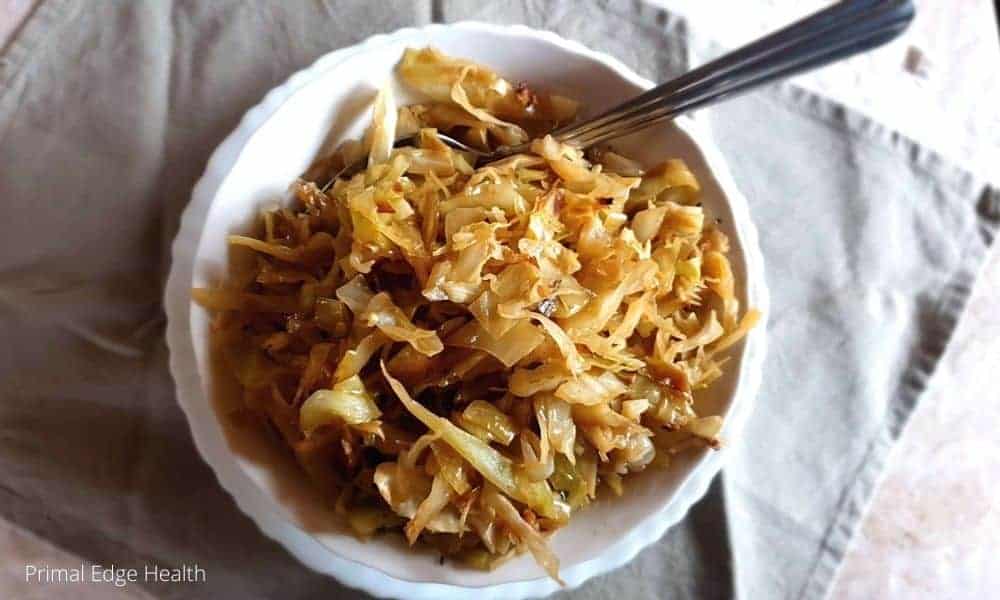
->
[325,0,913,187]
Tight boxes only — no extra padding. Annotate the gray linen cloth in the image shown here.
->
[1,1,996,599]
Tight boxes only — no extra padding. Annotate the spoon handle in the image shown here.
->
[553,0,915,149]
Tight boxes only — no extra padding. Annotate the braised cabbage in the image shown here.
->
[193,46,758,583]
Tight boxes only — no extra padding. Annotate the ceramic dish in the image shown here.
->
[164,22,768,600]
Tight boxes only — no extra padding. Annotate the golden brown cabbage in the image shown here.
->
[194,46,758,583]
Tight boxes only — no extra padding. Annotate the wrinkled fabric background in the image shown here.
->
[0,1,996,599]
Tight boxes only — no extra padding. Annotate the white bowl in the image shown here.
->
[164,22,768,600]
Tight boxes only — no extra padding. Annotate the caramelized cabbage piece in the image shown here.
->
[482,484,563,584]
[374,462,463,536]
[332,330,388,382]
[447,318,545,367]
[398,47,579,142]
[536,394,576,462]
[554,371,627,406]
[382,364,564,520]
[365,83,398,166]
[509,363,570,397]
[299,375,381,437]
[458,399,516,446]
[362,292,444,356]
[194,46,758,584]
[430,441,473,495]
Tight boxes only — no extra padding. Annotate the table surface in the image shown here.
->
[2,1,998,598]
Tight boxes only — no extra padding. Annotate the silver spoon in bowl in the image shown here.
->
[324,0,913,187]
